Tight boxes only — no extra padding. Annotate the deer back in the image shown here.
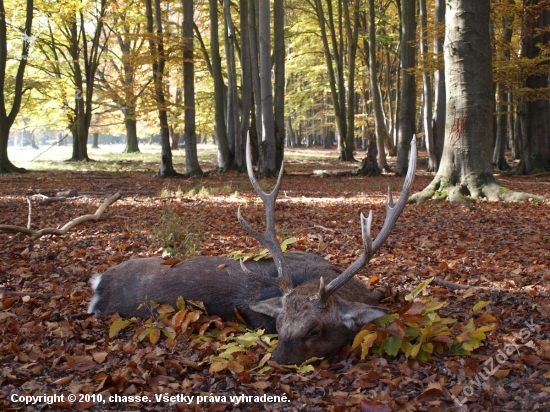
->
[88,252,379,333]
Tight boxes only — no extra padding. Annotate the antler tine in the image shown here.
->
[319,137,417,304]
[371,137,417,254]
[315,211,373,306]
[237,133,293,293]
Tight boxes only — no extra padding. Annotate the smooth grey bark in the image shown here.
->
[312,0,356,161]
[383,52,397,154]
[169,125,179,150]
[92,132,99,148]
[65,0,107,162]
[69,18,88,162]
[332,1,348,159]
[0,0,33,172]
[258,0,276,175]
[145,0,178,177]
[248,0,262,151]
[509,92,519,159]
[273,0,285,168]
[357,88,381,177]
[412,0,536,202]
[182,0,202,176]
[209,0,230,169]
[223,0,241,169]
[432,0,445,168]
[119,31,140,154]
[493,83,510,171]
[171,87,182,151]
[343,0,359,162]
[419,0,436,172]
[395,0,416,176]
[493,2,514,171]
[518,5,550,175]
[366,0,390,171]
[239,0,252,169]
[123,109,139,153]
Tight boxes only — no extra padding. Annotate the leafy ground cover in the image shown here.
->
[0,149,549,411]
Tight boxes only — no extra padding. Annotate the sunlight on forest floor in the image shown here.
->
[7,143,349,173]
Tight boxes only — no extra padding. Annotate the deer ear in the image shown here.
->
[249,297,283,318]
[341,302,387,330]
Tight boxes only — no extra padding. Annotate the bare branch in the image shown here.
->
[0,193,121,241]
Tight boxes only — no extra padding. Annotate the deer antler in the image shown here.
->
[314,137,417,307]
[237,133,293,293]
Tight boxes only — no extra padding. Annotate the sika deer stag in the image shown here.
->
[89,137,417,364]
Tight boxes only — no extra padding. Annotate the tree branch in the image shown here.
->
[0,193,121,241]
[435,278,512,293]
[0,290,61,299]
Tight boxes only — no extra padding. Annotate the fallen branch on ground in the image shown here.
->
[0,290,62,298]
[0,193,121,241]
[435,278,511,292]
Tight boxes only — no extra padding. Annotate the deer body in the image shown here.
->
[88,253,385,364]
[89,135,417,364]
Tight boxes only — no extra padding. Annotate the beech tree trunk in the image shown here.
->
[419,0,437,172]
[98,15,144,155]
[518,4,550,174]
[258,0,276,176]
[123,109,139,153]
[273,0,285,169]
[92,132,99,148]
[357,129,381,177]
[67,0,106,162]
[411,0,536,203]
[248,0,262,155]
[365,1,390,172]
[493,83,510,170]
[342,0,359,161]
[395,0,416,176]
[223,0,241,169]
[431,0,446,170]
[210,0,230,169]
[493,3,514,171]
[183,0,202,176]
[145,0,178,177]
[240,0,252,169]
[0,0,33,172]
[69,24,88,162]
[313,0,357,161]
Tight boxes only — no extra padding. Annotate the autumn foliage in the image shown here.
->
[1,168,549,410]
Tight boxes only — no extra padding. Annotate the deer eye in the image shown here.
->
[308,328,321,338]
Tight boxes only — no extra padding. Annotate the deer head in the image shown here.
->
[239,134,417,364]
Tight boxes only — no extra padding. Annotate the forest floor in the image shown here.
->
[0,147,549,411]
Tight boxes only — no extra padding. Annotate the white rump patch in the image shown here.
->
[89,273,102,291]
[87,274,102,314]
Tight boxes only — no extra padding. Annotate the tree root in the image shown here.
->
[0,162,26,173]
[410,175,543,204]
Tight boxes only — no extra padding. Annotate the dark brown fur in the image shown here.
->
[89,252,386,364]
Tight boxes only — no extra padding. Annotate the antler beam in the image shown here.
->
[316,137,417,305]
[237,134,293,293]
